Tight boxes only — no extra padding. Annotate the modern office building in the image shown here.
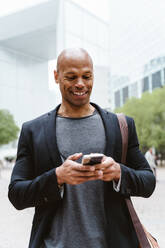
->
[112,56,165,109]
[0,0,110,128]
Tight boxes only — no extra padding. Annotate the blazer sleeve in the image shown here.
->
[119,117,156,197]
[8,124,61,210]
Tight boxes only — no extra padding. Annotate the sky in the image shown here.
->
[1,0,165,80]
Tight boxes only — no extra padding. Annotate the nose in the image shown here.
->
[75,78,85,89]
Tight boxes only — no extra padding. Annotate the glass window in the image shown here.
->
[115,90,120,108]
[142,77,149,92]
[71,0,109,22]
[83,15,109,49]
[98,22,109,50]
[83,41,100,65]
[83,14,98,44]
[99,49,109,66]
[122,86,129,104]
[152,71,161,90]
[65,2,83,37]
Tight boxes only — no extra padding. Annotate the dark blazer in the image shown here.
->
[8,103,156,248]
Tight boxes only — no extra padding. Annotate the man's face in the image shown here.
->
[55,55,93,107]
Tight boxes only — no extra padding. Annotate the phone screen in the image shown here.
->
[82,154,104,165]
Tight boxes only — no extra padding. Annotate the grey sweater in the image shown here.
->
[43,110,108,248]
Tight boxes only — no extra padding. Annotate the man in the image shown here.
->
[8,48,156,248]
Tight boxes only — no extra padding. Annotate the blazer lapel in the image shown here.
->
[91,103,117,157]
[44,104,62,168]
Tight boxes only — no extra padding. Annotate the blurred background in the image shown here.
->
[0,0,165,247]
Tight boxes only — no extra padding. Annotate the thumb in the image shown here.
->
[68,153,83,161]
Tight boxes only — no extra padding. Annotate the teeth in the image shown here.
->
[73,92,86,96]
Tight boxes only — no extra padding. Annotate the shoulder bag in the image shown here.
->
[116,113,160,248]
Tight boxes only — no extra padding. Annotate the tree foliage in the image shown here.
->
[115,86,165,156]
[0,109,19,146]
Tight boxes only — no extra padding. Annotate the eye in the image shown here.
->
[83,75,92,80]
[66,76,77,81]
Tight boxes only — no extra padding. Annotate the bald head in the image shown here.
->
[54,48,94,109]
[56,48,93,72]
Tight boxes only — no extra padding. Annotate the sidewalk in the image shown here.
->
[0,169,33,248]
[132,167,165,248]
[0,167,165,247]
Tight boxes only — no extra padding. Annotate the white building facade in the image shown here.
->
[0,0,110,128]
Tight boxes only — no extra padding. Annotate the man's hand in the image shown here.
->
[94,156,121,182]
[56,153,103,185]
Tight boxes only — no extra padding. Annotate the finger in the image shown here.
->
[85,170,103,180]
[73,171,103,184]
[74,164,96,172]
[72,169,103,177]
[102,172,114,181]
[94,163,110,170]
[68,153,83,161]
[102,158,114,166]
[102,164,118,175]
[102,169,112,174]
[102,155,107,162]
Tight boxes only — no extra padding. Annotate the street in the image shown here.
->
[0,167,164,248]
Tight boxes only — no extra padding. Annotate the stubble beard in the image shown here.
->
[64,96,90,108]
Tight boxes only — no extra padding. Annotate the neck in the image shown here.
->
[58,102,95,118]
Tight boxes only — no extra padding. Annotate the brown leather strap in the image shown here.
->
[117,113,151,248]
[117,113,128,163]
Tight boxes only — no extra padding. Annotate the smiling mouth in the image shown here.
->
[72,91,87,96]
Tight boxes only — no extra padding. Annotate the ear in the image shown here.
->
[54,70,59,84]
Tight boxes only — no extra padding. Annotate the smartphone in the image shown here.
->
[82,153,104,165]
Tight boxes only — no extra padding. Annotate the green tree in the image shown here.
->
[0,109,19,146]
[115,86,165,156]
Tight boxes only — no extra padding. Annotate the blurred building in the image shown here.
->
[0,0,110,128]
[111,56,165,109]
